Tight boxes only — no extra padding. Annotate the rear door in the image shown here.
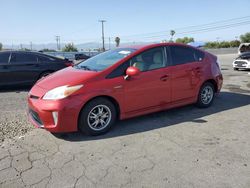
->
[0,52,11,85]
[168,45,204,102]
[37,54,67,70]
[9,52,39,84]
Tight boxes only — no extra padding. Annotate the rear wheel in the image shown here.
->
[78,98,117,136]
[196,82,215,108]
[234,68,239,71]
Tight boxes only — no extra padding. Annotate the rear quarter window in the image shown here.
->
[37,55,57,63]
[194,49,205,62]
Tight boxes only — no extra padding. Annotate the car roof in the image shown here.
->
[0,50,44,55]
[120,42,197,50]
[0,50,62,58]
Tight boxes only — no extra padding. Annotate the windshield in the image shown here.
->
[74,48,136,71]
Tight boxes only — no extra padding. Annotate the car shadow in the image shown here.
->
[0,85,31,93]
[53,91,250,142]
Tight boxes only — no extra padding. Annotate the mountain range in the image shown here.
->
[3,42,154,51]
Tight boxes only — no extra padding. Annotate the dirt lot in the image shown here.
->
[0,54,250,188]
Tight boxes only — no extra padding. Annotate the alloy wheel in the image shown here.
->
[87,105,112,131]
[201,85,214,105]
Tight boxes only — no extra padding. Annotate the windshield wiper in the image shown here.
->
[75,65,98,72]
[80,65,92,70]
[75,65,91,70]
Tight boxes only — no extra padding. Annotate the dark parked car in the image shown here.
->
[75,53,90,61]
[0,51,73,86]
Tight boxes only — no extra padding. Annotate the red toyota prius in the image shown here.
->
[28,43,223,135]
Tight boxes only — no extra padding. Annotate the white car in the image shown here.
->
[233,52,250,70]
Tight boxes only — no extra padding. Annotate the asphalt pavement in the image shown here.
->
[0,53,250,188]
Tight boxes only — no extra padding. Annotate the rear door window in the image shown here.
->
[10,53,38,63]
[169,46,204,65]
[0,52,10,63]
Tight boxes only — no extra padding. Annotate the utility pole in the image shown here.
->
[55,36,61,51]
[99,20,106,52]
[30,42,33,51]
[109,37,111,50]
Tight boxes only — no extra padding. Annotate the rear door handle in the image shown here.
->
[195,67,201,70]
[160,75,169,81]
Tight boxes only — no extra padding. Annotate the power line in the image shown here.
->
[177,21,250,35]
[173,15,250,31]
[112,15,250,40]
[116,19,250,41]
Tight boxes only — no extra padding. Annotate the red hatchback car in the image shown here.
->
[28,43,223,135]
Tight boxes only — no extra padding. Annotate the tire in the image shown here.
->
[78,98,117,136]
[234,68,239,71]
[196,82,215,108]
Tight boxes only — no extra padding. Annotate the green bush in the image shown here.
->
[240,32,250,43]
[205,40,240,49]
[62,43,78,52]
[175,37,194,44]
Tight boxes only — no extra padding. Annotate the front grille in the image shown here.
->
[234,61,247,67]
[29,109,43,127]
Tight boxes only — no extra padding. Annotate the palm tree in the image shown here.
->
[115,37,120,47]
[170,30,175,42]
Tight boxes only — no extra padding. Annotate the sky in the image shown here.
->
[1,0,250,45]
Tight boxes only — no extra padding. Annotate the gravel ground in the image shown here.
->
[0,87,33,142]
[0,54,250,187]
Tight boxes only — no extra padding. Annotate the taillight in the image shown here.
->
[216,61,221,69]
[65,61,73,67]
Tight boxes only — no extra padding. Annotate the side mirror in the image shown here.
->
[124,66,140,80]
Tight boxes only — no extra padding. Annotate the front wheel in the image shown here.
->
[196,82,215,108]
[78,98,117,136]
[234,68,239,71]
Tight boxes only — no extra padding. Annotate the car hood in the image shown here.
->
[237,52,250,59]
[36,67,99,90]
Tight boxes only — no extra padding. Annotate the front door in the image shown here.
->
[124,47,171,113]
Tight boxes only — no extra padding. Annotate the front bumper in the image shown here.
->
[233,60,250,69]
[28,94,85,133]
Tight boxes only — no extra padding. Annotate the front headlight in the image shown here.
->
[43,85,83,100]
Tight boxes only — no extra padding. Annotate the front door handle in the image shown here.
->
[160,75,169,81]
